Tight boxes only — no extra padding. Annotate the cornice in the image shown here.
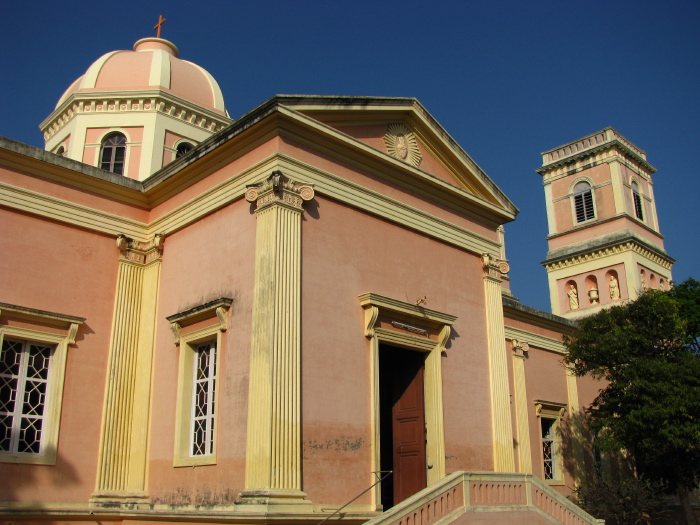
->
[503,297,576,334]
[537,138,656,175]
[504,325,566,354]
[542,232,675,271]
[40,90,233,142]
[546,214,664,242]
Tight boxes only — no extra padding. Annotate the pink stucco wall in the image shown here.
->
[0,208,118,503]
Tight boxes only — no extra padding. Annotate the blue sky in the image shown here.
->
[2,1,698,312]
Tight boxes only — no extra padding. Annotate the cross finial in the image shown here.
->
[154,15,166,38]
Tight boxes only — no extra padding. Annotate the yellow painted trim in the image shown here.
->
[504,326,565,354]
[1,146,501,259]
[0,181,149,241]
[509,340,532,474]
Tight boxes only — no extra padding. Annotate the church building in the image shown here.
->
[0,33,673,525]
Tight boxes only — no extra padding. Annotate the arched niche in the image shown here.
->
[605,270,621,301]
[565,280,580,311]
[585,275,599,305]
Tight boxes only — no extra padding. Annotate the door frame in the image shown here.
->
[359,293,457,510]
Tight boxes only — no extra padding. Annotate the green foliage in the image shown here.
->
[564,280,700,495]
[571,476,668,525]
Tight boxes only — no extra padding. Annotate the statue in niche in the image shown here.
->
[568,284,579,310]
[609,275,620,300]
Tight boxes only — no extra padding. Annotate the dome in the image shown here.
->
[55,38,227,116]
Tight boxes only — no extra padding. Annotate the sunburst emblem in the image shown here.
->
[383,123,422,167]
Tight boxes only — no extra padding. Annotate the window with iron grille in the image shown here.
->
[0,338,54,455]
[632,181,644,221]
[541,417,556,480]
[99,133,127,175]
[573,181,595,223]
[190,341,217,457]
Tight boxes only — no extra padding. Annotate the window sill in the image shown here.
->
[173,454,217,467]
[0,451,56,465]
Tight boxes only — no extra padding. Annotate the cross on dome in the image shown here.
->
[154,15,166,38]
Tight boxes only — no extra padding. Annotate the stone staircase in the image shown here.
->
[364,472,604,525]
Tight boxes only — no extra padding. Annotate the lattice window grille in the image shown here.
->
[190,341,217,456]
[0,338,53,455]
[541,418,556,480]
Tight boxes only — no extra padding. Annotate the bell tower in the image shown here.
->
[537,127,674,319]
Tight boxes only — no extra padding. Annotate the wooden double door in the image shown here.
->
[379,345,427,509]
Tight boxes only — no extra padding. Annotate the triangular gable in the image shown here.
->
[275,96,517,216]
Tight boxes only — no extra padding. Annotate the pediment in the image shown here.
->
[276,96,517,217]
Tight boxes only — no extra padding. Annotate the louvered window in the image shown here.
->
[190,341,217,457]
[573,182,595,223]
[100,133,127,175]
[0,339,54,455]
[632,182,644,220]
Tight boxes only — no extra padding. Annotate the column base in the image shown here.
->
[236,489,313,512]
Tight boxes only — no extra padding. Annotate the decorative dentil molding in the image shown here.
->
[245,170,315,212]
[42,92,231,141]
[544,240,673,272]
[116,233,164,264]
[383,123,422,167]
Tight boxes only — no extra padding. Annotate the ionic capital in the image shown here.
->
[116,233,165,264]
[481,253,510,280]
[245,171,315,213]
[511,338,530,357]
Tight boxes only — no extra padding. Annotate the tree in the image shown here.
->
[564,280,700,525]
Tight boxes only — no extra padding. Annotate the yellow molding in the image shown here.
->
[504,326,565,354]
[0,180,149,241]
[278,156,502,256]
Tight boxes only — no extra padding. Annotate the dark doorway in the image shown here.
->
[379,345,427,509]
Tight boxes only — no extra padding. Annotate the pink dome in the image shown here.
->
[55,38,227,115]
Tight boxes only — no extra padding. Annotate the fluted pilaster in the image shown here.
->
[239,172,314,509]
[92,234,163,504]
[566,366,586,486]
[481,254,515,472]
[511,340,532,473]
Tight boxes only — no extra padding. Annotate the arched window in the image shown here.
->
[632,181,644,220]
[176,142,194,159]
[573,181,595,223]
[100,133,127,175]
[55,146,65,157]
